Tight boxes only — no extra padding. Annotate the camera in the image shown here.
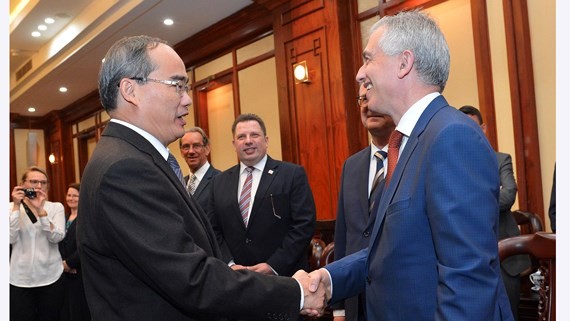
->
[21,188,37,199]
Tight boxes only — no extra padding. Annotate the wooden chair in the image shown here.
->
[499,232,556,321]
[308,237,326,271]
[512,210,544,235]
[321,242,334,266]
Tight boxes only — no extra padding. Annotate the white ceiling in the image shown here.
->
[9,0,253,116]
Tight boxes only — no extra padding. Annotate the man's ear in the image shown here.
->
[118,78,138,105]
[397,50,414,78]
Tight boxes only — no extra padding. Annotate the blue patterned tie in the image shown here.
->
[167,153,185,187]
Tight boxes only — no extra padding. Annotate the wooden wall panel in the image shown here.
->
[285,28,335,219]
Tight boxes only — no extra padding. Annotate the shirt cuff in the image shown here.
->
[333,309,346,317]
[322,268,333,299]
[295,278,304,310]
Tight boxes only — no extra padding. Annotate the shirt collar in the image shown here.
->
[110,119,170,160]
[240,154,268,174]
[395,92,441,137]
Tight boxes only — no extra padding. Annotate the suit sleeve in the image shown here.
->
[498,153,517,213]
[266,166,316,275]
[427,123,502,320]
[89,158,301,320]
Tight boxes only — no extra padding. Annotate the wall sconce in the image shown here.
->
[48,153,57,164]
[293,61,310,84]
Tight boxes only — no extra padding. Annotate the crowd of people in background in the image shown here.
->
[8,9,555,321]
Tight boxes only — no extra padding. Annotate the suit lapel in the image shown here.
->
[193,166,213,198]
[103,122,220,255]
[367,96,449,260]
[355,147,373,223]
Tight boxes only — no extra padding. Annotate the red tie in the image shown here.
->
[386,130,404,186]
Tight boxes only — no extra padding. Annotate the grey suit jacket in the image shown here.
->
[496,151,531,276]
[77,122,300,321]
[333,146,378,320]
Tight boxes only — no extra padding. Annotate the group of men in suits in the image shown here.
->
[306,10,515,321]
[77,8,518,321]
[77,35,325,321]
[178,115,316,278]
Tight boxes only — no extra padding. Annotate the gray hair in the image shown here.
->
[370,10,450,92]
[98,35,168,112]
[179,127,210,148]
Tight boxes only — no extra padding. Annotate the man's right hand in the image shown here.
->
[293,269,330,317]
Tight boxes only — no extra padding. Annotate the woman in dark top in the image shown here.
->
[59,183,91,321]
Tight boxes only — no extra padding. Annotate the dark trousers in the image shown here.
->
[10,276,64,321]
[501,267,521,321]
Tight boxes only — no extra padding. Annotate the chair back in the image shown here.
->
[498,232,555,321]
[512,210,544,234]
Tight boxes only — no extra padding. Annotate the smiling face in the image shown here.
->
[66,187,80,211]
[133,43,191,146]
[232,120,269,166]
[180,131,210,173]
[359,83,395,138]
[356,27,402,118]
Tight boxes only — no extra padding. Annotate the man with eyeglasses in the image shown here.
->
[10,166,66,321]
[77,35,326,321]
[179,127,221,213]
[332,83,394,321]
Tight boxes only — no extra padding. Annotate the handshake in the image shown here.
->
[292,269,332,317]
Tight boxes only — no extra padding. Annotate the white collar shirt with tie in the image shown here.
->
[186,162,211,192]
[237,154,268,219]
[368,143,388,197]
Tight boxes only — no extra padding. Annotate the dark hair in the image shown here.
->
[21,166,49,184]
[231,113,267,136]
[98,35,168,112]
[68,183,80,192]
[179,127,210,148]
[459,105,483,125]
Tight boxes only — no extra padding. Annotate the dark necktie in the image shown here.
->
[386,130,404,186]
[369,150,387,213]
[167,153,185,187]
[238,167,254,227]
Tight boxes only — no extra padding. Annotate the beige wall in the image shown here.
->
[13,129,47,180]
[528,0,556,230]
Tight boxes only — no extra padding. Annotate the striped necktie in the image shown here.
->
[369,150,387,213]
[238,167,254,227]
[167,153,185,187]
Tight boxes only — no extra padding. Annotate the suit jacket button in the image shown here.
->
[363,231,370,237]
[366,276,371,284]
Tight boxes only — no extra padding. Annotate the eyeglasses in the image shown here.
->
[130,77,190,97]
[357,94,368,107]
[181,143,205,151]
[26,179,48,186]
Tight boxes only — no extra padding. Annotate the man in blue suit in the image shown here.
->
[332,84,394,321]
[307,10,514,321]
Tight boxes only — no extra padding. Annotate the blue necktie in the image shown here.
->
[167,153,185,187]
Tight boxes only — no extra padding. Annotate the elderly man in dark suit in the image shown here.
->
[333,83,394,321]
[77,35,325,321]
[179,127,221,213]
[460,105,531,321]
[208,113,316,277]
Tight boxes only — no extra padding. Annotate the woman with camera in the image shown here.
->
[9,166,65,321]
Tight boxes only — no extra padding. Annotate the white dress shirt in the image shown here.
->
[9,200,66,287]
